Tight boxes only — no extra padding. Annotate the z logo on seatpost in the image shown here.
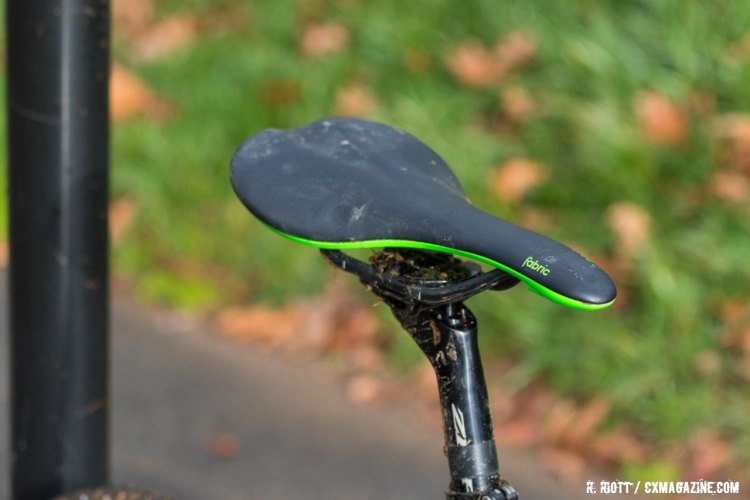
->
[522,256,550,276]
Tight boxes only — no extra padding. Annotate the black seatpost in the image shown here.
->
[322,249,519,500]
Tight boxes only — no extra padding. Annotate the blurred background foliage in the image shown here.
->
[2,0,750,481]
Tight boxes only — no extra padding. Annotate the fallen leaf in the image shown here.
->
[109,198,137,244]
[494,31,537,71]
[216,304,303,347]
[490,158,548,203]
[734,356,750,380]
[720,301,746,323]
[403,47,431,73]
[712,114,750,174]
[589,429,647,463]
[334,83,378,117]
[346,345,384,372]
[541,399,578,445]
[327,306,379,351]
[296,0,325,23]
[508,383,555,421]
[540,447,586,482]
[687,90,715,116]
[605,201,651,260]
[278,277,380,359]
[0,241,7,269]
[709,170,750,203]
[110,63,173,122]
[345,374,383,406]
[494,418,538,447]
[724,323,750,355]
[445,32,536,88]
[112,0,153,39]
[719,303,750,353]
[501,86,535,122]
[131,14,199,61]
[261,79,302,106]
[694,350,722,377]
[412,361,439,406]
[635,91,687,146]
[206,432,241,459]
[564,397,611,448]
[300,22,349,58]
[207,5,254,33]
[684,430,732,480]
[445,40,503,87]
[490,388,516,423]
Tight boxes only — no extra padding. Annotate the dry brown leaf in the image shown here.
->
[684,430,732,480]
[501,86,535,122]
[300,23,350,58]
[328,306,379,351]
[113,0,153,39]
[346,345,384,373]
[588,429,647,463]
[494,31,537,71]
[509,383,555,421]
[687,90,716,116]
[605,201,651,260]
[109,198,137,244]
[296,0,326,23]
[709,170,750,203]
[564,397,611,448]
[412,361,439,406]
[261,80,303,106]
[720,300,746,323]
[445,32,535,88]
[110,63,173,122]
[0,241,7,269]
[445,40,504,87]
[131,14,199,61]
[635,91,687,146]
[734,356,750,380]
[334,83,378,117]
[694,350,722,377]
[345,374,384,406]
[201,5,253,34]
[719,303,750,353]
[490,159,548,203]
[712,114,750,174]
[723,324,750,357]
[403,47,431,74]
[216,304,303,347]
[206,432,241,459]
[540,447,586,482]
[494,418,538,447]
[541,399,578,445]
[490,389,515,423]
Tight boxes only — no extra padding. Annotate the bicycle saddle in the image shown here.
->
[230,117,616,310]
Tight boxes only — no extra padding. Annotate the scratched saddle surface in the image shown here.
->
[230,117,616,310]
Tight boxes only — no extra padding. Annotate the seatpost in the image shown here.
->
[394,302,518,500]
[320,249,519,499]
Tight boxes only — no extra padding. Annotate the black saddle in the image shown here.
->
[230,117,616,310]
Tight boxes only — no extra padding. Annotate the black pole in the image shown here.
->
[6,1,110,498]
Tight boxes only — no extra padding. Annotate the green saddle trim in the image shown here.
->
[265,225,615,311]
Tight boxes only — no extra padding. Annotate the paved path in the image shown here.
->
[1,275,602,499]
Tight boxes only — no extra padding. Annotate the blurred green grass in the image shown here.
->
[3,0,750,471]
